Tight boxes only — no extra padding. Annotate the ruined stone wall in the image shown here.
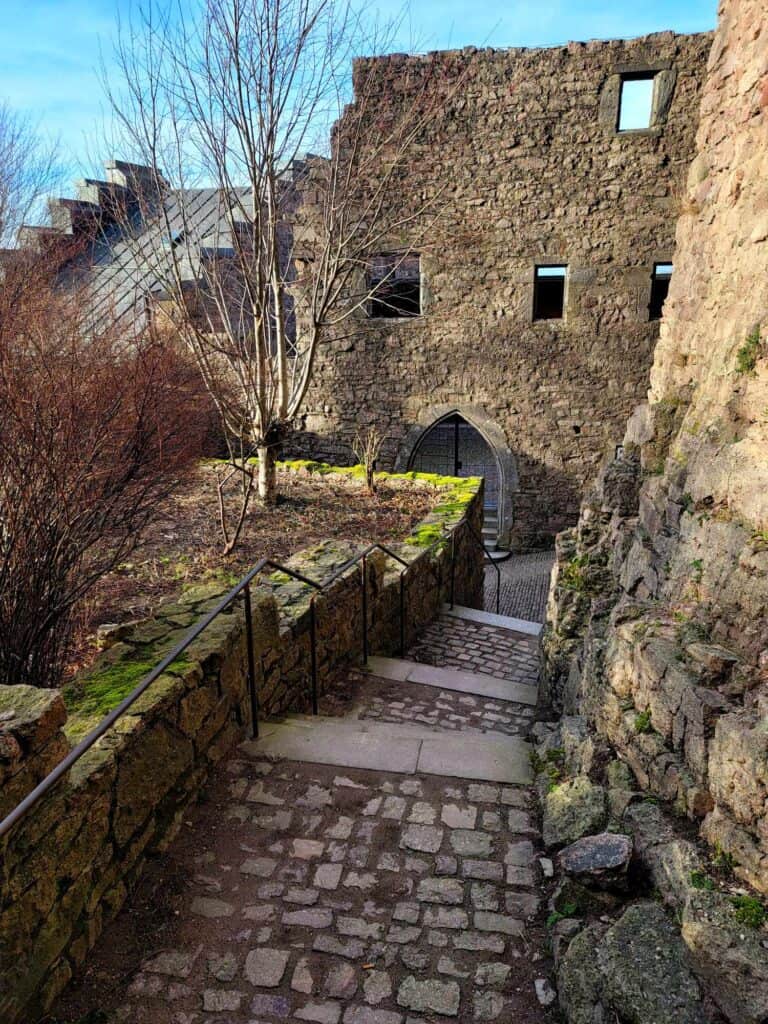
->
[0,473,482,1024]
[544,0,768,896]
[289,32,712,549]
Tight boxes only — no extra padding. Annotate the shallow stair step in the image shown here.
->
[365,657,538,705]
[441,603,543,636]
[485,549,512,563]
[242,717,532,784]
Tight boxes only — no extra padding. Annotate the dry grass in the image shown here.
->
[66,463,434,680]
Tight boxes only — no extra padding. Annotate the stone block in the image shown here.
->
[542,777,607,849]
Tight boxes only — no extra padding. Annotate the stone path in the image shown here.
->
[56,608,554,1024]
[407,615,540,685]
[344,675,535,738]
[484,551,555,623]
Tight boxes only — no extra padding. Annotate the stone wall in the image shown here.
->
[0,471,483,1024]
[289,31,713,550]
[543,0,768,898]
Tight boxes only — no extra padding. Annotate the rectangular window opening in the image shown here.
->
[649,262,673,320]
[618,74,656,132]
[368,253,421,319]
[533,265,567,321]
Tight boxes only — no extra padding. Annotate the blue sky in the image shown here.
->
[0,0,717,184]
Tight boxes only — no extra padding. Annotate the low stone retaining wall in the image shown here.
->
[0,471,483,1023]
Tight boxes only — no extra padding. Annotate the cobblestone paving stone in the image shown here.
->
[484,551,555,623]
[407,616,539,686]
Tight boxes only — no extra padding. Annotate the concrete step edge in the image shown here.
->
[441,604,543,636]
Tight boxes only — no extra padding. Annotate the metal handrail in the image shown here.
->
[0,513,492,842]
[464,520,502,615]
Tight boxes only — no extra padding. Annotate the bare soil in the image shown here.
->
[66,464,435,681]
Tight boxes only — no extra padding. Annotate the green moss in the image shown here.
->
[63,639,195,741]
[690,870,715,891]
[262,457,480,493]
[547,903,578,928]
[731,894,767,929]
[735,325,763,376]
[634,708,653,734]
[531,747,566,792]
[560,554,589,591]
[712,843,736,877]
[405,523,446,547]
[529,750,545,776]
[64,656,159,722]
[676,618,711,645]
[269,570,293,584]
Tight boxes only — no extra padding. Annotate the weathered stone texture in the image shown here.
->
[290,33,712,549]
[0,473,483,1024]
[542,0,768,897]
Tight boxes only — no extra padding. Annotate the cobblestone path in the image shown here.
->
[333,613,539,738]
[56,614,553,1024]
[408,615,539,682]
[342,674,535,737]
[485,551,555,623]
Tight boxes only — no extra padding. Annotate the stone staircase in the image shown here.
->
[245,603,542,786]
[60,600,552,1023]
[482,507,512,563]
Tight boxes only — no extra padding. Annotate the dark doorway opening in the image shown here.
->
[408,414,500,514]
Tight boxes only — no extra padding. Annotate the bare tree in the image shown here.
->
[352,425,385,494]
[0,104,59,249]
[105,0,467,551]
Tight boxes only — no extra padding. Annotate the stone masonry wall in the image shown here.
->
[0,472,483,1024]
[543,0,768,897]
[289,31,713,550]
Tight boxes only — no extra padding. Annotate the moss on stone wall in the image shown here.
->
[61,465,480,734]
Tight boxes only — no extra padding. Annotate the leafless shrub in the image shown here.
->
[0,103,59,248]
[0,255,208,688]
[352,425,385,494]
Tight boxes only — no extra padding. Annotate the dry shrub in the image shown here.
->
[352,425,386,495]
[0,254,209,687]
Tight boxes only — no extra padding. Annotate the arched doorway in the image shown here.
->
[408,412,501,526]
[397,405,517,549]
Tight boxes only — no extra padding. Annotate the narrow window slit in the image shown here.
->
[533,265,567,321]
[650,262,673,320]
[618,73,656,131]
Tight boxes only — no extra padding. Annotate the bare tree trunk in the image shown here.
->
[257,445,277,505]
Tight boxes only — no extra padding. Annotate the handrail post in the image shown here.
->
[243,583,259,739]
[310,597,319,715]
[399,570,406,657]
[361,555,368,664]
[450,530,456,609]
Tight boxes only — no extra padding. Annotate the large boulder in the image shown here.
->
[558,903,707,1024]
[543,777,607,849]
[557,923,607,1024]
[681,890,768,1024]
[626,799,768,1023]
[599,903,706,1024]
